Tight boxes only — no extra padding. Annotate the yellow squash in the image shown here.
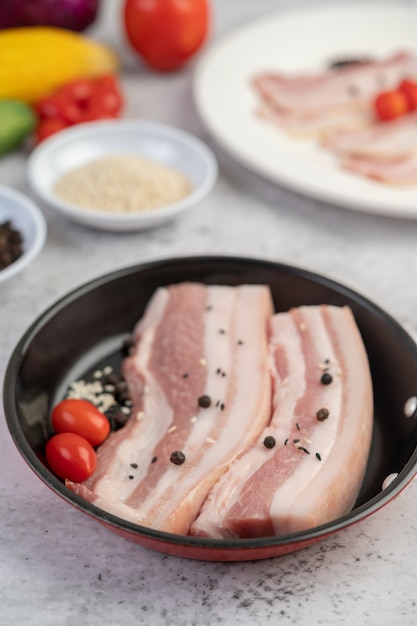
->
[0,27,119,103]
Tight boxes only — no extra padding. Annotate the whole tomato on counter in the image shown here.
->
[123,0,210,71]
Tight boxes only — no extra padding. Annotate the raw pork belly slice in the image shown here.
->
[252,51,417,115]
[190,305,373,539]
[322,112,417,160]
[256,100,372,137]
[67,282,273,534]
[342,151,417,185]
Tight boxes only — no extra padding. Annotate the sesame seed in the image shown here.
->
[206,437,216,444]
[121,406,130,415]
[103,366,113,375]
[93,370,102,379]
[298,446,310,455]
[299,322,307,331]
[128,475,134,480]
[151,456,157,463]
[136,410,144,421]
[190,416,198,423]
[182,373,189,379]
[315,452,322,461]
[296,422,300,430]
[237,340,244,345]
[284,438,289,446]
[130,463,138,468]
[167,425,177,434]
[218,329,226,334]
[199,358,207,366]
[220,403,225,411]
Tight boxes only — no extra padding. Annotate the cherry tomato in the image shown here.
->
[35,117,69,143]
[123,0,210,71]
[398,79,417,112]
[374,90,409,122]
[45,433,96,482]
[52,398,110,447]
[57,79,96,109]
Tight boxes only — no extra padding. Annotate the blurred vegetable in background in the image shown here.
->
[123,0,210,71]
[0,27,119,103]
[0,101,37,156]
[0,0,100,32]
[34,74,124,142]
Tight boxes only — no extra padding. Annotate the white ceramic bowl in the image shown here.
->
[0,185,47,284]
[27,120,218,232]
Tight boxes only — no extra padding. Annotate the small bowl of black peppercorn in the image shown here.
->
[0,185,47,284]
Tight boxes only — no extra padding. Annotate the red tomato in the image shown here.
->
[123,0,210,71]
[94,74,121,95]
[57,79,96,109]
[52,399,110,447]
[35,117,69,143]
[374,90,409,122]
[398,79,417,111]
[45,433,96,482]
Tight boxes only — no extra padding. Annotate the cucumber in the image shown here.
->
[0,100,36,156]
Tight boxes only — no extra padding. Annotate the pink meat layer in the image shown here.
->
[256,99,372,138]
[67,282,273,535]
[322,112,417,160]
[342,152,417,185]
[190,305,373,539]
[253,51,417,115]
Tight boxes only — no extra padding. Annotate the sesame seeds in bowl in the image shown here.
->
[26,120,218,232]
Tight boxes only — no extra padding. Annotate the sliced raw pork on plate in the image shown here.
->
[256,100,372,138]
[322,112,417,160]
[253,51,417,115]
[342,151,417,185]
[190,305,373,539]
[67,282,273,535]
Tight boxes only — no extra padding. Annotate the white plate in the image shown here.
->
[27,120,218,231]
[194,3,417,218]
[0,185,47,284]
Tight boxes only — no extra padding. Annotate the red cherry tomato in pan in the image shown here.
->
[52,399,110,447]
[123,0,210,71]
[45,433,96,482]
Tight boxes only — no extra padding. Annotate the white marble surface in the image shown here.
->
[1,1,417,624]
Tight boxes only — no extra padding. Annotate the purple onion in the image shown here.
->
[0,0,100,32]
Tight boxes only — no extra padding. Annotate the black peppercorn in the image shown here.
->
[316,408,329,421]
[320,372,333,385]
[263,436,276,449]
[170,451,186,465]
[198,394,211,408]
